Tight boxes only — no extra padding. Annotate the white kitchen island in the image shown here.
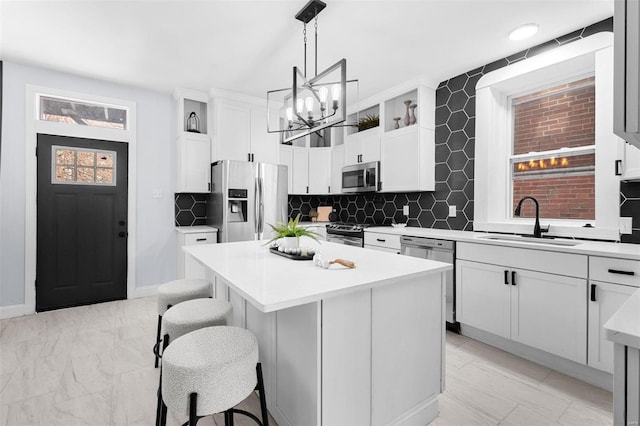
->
[183,240,452,426]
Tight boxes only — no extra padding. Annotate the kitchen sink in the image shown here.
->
[477,234,582,246]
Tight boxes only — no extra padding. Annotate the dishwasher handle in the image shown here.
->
[400,236,455,250]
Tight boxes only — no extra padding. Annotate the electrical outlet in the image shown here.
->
[152,189,163,199]
[620,217,633,235]
[403,205,409,216]
[449,205,456,217]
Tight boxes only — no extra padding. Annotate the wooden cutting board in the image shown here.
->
[317,206,332,222]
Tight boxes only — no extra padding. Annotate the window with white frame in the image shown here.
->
[39,95,128,130]
[509,77,596,220]
[474,33,621,240]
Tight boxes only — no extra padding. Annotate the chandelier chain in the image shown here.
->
[303,23,307,78]
[314,12,318,77]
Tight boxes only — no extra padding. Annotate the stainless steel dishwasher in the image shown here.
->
[400,236,459,332]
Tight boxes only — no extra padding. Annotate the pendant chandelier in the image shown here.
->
[267,0,357,144]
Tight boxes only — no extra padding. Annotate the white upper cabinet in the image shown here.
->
[618,141,640,181]
[379,85,435,192]
[331,144,344,194]
[344,104,381,166]
[614,0,640,149]
[212,95,279,164]
[175,89,211,193]
[308,147,332,194]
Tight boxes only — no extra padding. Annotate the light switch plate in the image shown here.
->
[619,217,633,234]
[449,205,456,217]
[403,205,409,216]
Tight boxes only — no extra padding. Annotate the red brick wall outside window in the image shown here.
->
[511,77,595,220]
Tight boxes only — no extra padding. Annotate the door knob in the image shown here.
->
[118,231,127,237]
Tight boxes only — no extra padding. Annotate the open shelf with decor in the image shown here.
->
[383,88,418,132]
[175,89,211,193]
[346,104,380,136]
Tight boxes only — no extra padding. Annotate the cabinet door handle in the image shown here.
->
[615,159,622,176]
[196,238,207,242]
[376,238,386,242]
[248,153,251,162]
[511,271,517,286]
[504,270,509,285]
[306,186,309,194]
[607,268,635,276]
[328,185,330,193]
[590,284,597,302]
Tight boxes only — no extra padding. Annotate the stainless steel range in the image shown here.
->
[325,223,371,247]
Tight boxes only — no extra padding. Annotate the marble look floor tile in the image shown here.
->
[500,404,562,426]
[455,362,571,421]
[557,401,613,426]
[110,366,159,425]
[51,388,112,426]
[456,338,552,384]
[539,370,613,413]
[444,343,476,370]
[445,330,467,347]
[0,373,13,395]
[444,370,517,422]
[430,392,498,425]
[0,354,66,405]
[2,392,56,426]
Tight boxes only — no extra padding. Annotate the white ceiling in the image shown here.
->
[0,0,614,100]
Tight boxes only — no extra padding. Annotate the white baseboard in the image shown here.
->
[0,304,27,319]
[131,284,159,299]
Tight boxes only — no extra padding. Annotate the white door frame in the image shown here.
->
[24,85,137,315]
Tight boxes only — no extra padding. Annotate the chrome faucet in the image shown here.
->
[514,196,548,238]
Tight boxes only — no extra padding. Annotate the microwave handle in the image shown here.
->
[364,168,370,185]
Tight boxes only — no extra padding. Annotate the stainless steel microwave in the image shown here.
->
[342,161,380,193]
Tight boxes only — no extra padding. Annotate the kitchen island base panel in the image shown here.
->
[239,272,445,426]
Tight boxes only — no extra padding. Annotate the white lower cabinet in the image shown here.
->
[587,255,640,373]
[510,268,587,363]
[588,281,638,373]
[456,243,588,364]
[364,231,401,254]
[176,229,217,280]
[456,260,510,339]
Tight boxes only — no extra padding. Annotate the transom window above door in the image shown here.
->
[52,145,116,186]
[39,95,128,130]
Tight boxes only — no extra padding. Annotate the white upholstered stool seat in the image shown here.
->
[153,278,213,368]
[156,279,212,316]
[162,298,232,343]
[159,326,268,426]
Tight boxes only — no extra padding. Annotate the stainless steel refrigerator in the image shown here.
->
[207,160,288,243]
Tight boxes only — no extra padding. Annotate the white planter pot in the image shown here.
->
[279,237,300,249]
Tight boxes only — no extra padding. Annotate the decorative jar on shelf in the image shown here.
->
[186,112,200,133]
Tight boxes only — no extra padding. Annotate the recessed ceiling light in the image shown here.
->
[509,23,539,41]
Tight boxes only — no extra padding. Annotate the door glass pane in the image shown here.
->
[52,146,116,186]
[39,95,128,130]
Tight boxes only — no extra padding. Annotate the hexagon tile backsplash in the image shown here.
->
[289,18,613,231]
[177,18,638,242]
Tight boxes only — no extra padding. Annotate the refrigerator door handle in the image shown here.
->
[254,177,260,237]
[258,176,264,235]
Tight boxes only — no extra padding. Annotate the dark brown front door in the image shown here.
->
[36,133,128,311]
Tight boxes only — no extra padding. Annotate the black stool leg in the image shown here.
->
[189,392,198,426]
[154,315,162,368]
[225,409,234,426]
[256,363,269,426]
[158,334,170,426]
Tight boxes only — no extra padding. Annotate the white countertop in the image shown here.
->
[183,240,451,313]
[604,288,640,349]
[366,227,640,260]
[175,225,218,234]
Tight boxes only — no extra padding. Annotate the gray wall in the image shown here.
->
[0,62,176,307]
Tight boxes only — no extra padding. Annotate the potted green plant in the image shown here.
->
[357,113,380,132]
[266,213,322,248]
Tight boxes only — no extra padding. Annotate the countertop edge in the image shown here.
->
[365,227,640,260]
[604,288,640,349]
